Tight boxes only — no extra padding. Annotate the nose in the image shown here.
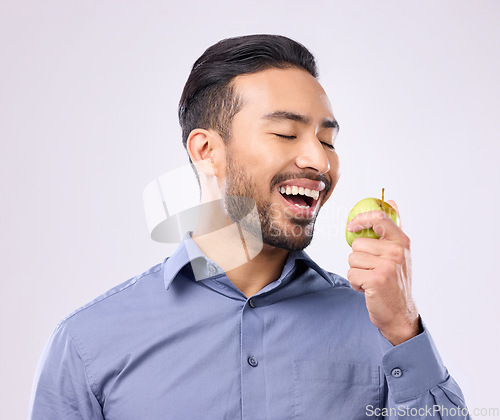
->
[294,135,331,174]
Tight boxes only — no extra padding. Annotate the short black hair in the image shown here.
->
[178,34,318,160]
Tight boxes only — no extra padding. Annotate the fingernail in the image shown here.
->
[346,222,353,232]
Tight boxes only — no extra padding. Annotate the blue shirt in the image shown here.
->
[29,233,470,419]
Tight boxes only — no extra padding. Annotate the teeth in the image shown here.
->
[294,203,310,209]
[279,185,320,201]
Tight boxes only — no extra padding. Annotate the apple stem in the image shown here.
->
[381,188,385,204]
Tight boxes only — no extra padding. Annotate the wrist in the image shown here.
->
[380,314,422,346]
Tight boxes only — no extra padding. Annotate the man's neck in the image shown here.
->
[192,223,289,298]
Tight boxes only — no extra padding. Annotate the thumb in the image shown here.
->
[386,199,402,228]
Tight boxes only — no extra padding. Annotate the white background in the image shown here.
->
[1,1,499,418]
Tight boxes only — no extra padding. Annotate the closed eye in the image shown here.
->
[274,134,335,150]
[274,133,296,140]
[321,142,335,150]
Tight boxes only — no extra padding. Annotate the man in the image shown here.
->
[29,35,469,419]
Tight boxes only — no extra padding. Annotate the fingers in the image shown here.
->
[348,251,379,270]
[348,258,400,295]
[386,199,399,215]
[347,268,367,293]
[386,200,402,229]
[352,237,410,261]
[347,210,404,242]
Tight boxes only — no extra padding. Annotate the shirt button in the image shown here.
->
[248,299,256,308]
[248,356,258,367]
[391,368,403,378]
[208,264,218,276]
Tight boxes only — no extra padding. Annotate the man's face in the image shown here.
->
[219,67,340,251]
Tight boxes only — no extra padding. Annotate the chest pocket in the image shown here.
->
[292,360,382,420]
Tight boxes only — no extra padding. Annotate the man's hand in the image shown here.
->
[346,200,421,346]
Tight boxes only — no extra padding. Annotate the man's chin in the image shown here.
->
[263,222,315,251]
[262,233,313,251]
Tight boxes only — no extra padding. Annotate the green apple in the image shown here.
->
[346,188,400,247]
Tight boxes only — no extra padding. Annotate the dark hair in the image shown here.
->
[178,34,318,160]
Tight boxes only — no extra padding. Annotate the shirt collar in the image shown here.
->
[163,232,334,290]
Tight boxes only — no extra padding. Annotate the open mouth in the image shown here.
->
[277,185,321,210]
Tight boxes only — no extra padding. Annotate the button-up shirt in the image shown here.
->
[29,233,470,419]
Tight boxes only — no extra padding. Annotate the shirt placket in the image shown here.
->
[240,298,267,420]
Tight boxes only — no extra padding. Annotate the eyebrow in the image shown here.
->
[263,111,339,130]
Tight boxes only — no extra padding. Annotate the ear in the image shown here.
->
[186,128,225,178]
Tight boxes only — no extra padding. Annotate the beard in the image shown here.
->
[223,151,318,251]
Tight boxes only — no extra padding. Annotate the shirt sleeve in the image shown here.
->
[378,318,471,419]
[28,322,104,420]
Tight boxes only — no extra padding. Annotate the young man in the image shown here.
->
[29,35,470,419]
